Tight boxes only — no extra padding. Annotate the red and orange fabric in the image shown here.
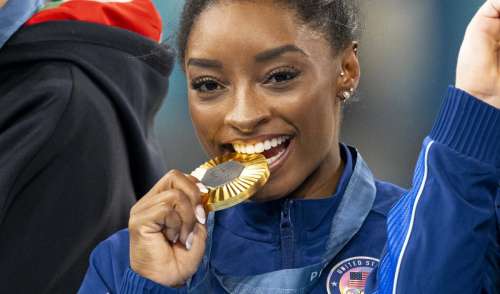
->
[25,0,162,42]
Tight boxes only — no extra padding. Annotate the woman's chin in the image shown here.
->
[247,182,291,203]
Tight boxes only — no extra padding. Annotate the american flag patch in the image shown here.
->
[348,271,369,288]
[326,256,379,294]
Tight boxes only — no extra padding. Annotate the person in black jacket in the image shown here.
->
[0,1,174,292]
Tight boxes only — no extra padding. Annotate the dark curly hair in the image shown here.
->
[178,0,361,65]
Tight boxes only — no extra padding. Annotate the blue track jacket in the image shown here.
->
[79,87,500,293]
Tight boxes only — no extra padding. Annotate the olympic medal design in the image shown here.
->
[326,256,379,294]
[191,153,270,212]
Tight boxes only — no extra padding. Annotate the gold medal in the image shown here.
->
[191,153,270,212]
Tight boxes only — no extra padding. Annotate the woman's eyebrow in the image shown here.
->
[187,58,223,69]
[255,44,308,62]
[186,45,306,68]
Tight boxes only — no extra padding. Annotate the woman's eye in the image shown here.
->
[264,68,300,85]
[191,78,224,93]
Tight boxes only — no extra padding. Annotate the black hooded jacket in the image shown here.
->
[0,21,173,293]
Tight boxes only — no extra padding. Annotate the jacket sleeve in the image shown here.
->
[0,63,136,293]
[78,231,185,294]
[366,87,500,294]
[0,64,73,222]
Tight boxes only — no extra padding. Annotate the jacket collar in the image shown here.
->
[216,144,355,242]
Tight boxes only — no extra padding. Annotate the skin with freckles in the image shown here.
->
[186,1,360,202]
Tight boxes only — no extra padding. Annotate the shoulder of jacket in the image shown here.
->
[371,180,407,216]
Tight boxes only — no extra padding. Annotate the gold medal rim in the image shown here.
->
[192,153,270,212]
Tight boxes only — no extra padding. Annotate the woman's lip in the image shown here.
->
[267,138,293,174]
[222,134,293,145]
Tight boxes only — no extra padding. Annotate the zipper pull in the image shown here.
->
[281,199,293,228]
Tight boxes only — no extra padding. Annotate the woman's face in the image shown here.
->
[185,1,359,201]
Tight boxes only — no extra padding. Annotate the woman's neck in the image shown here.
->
[290,145,344,200]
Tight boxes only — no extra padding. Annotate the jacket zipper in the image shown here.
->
[280,199,294,268]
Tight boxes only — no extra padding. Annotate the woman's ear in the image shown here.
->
[336,42,361,99]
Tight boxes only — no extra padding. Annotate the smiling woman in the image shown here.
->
[184,1,360,203]
[78,0,500,293]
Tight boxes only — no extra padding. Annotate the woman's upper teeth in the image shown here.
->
[233,136,288,154]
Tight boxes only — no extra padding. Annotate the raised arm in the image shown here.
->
[456,0,500,108]
[367,1,500,293]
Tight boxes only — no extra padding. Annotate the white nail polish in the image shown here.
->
[190,168,206,181]
[195,205,206,225]
[196,182,209,193]
[186,232,194,250]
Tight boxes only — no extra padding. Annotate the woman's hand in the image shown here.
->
[129,170,208,287]
[456,0,500,109]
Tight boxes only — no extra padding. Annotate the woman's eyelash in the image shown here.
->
[263,67,301,84]
[191,77,214,89]
[190,68,300,92]
[191,77,223,92]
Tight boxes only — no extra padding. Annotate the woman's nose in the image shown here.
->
[224,92,271,133]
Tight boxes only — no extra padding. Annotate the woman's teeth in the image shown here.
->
[232,136,289,154]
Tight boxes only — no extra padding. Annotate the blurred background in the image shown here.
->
[153,0,484,187]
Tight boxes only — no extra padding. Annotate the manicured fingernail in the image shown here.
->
[195,204,206,225]
[186,232,194,250]
[191,168,207,181]
[196,182,209,193]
